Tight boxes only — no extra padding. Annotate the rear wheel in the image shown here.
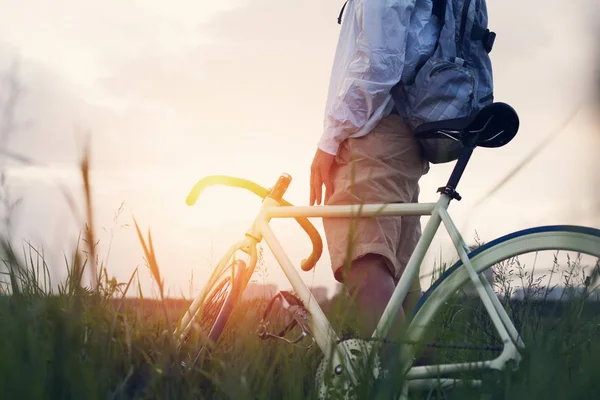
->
[403,225,600,396]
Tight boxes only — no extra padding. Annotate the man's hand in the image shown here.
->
[310,148,336,206]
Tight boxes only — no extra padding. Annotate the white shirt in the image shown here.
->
[318,0,438,155]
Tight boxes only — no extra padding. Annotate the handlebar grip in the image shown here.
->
[278,198,322,272]
[297,227,321,272]
[300,258,316,272]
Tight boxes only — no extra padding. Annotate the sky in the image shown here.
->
[0,0,598,299]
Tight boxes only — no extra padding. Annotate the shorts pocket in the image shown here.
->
[334,139,351,165]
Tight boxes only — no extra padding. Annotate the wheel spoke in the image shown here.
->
[178,259,248,368]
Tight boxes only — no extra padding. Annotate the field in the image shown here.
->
[1,237,599,400]
[0,152,598,400]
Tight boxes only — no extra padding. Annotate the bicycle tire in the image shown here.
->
[181,259,249,367]
[405,225,600,362]
[205,260,248,343]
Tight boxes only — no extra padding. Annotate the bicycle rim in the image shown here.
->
[206,260,247,342]
[181,260,248,366]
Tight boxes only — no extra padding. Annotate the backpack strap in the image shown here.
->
[459,0,496,54]
[337,0,349,24]
[430,0,447,58]
[457,0,472,58]
[456,0,496,55]
[432,0,446,25]
[471,25,496,53]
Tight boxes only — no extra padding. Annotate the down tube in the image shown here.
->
[256,220,340,354]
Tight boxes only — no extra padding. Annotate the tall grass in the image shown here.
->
[0,147,598,399]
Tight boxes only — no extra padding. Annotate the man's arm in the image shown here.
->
[318,0,416,156]
[310,0,415,205]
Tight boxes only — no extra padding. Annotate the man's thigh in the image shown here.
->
[323,114,427,284]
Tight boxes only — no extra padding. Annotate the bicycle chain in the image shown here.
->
[404,341,503,352]
[338,336,504,352]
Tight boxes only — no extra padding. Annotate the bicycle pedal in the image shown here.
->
[257,290,315,349]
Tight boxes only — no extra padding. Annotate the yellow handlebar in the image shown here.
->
[186,175,323,272]
[186,175,270,206]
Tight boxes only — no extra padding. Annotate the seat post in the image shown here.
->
[437,141,476,201]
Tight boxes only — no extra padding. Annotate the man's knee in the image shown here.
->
[345,253,395,295]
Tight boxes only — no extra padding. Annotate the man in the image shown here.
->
[309,0,438,338]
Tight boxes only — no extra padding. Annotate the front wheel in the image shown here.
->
[179,259,249,367]
[403,225,600,395]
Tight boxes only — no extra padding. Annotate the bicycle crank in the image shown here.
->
[315,339,385,400]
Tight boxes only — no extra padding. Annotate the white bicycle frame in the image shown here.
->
[177,189,523,388]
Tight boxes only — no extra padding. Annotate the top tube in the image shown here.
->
[264,202,437,219]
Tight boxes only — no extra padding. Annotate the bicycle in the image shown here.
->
[174,102,600,398]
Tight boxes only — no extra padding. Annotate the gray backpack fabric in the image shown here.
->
[391,0,496,163]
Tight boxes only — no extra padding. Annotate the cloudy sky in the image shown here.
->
[0,0,598,298]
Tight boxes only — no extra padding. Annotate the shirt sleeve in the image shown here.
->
[318,0,416,155]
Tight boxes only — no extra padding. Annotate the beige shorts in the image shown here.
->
[323,114,429,291]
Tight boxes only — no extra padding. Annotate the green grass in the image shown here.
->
[1,237,599,400]
[0,152,599,399]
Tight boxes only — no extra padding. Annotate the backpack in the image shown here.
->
[390,0,497,163]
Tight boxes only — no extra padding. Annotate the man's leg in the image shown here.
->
[344,253,424,336]
[344,253,402,338]
[344,253,429,373]
[323,113,428,342]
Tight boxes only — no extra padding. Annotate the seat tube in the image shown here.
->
[445,145,475,191]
